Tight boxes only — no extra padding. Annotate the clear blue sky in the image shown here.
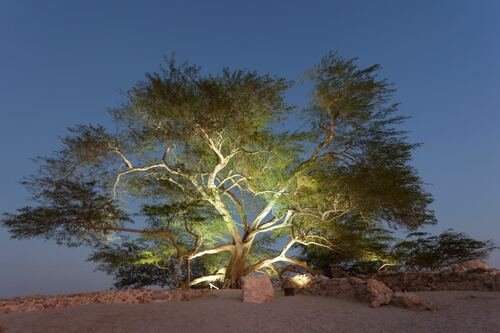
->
[1,0,499,298]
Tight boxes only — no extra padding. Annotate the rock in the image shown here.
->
[326,278,355,298]
[391,292,436,311]
[0,288,210,314]
[339,278,352,292]
[453,260,489,272]
[355,279,393,308]
[313,275,331,284]
[348,277,365,286]
[241,275,274,303]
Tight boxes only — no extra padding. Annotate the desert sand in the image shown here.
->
[0,290,499,333]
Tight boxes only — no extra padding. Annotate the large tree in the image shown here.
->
[2,53,435,288]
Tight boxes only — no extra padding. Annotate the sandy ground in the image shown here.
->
[0,290,499,333]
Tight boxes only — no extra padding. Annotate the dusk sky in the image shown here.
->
[1,0,499,298]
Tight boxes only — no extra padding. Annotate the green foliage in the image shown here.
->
[305,227,497,275]
[393,230,497,271]
[303,219,396,275]
[89,240,179,289]
[2,53,437,287]
[2,179,129,247]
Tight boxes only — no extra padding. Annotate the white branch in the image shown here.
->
[190,244,235,260]
[253,210,293,236]
[251,189,286,228]
[245,234,333,274]
[108,145,134,169]
[189,274,225,287]
[113,163,167,196]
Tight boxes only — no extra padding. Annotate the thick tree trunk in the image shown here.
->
[223,243,250,288]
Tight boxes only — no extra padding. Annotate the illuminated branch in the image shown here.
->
[189,274,225,287]
[251,189,286,228]
[221,177,247,194]
[208,194,243,244]
[206,149,239,190]
[161,139,173,163]
[190,244,235,260]
[245,235,331,275]
[109,146,134,169]
[111,141,196,197]
[196,125,241,190]
[113,163,168,196]
[217,172,246,189]
[220,188,249,230]
[185,126,248,244]
[294,236,335,251]
[252,210,293,236]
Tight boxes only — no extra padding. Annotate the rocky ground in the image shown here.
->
[0,289,209,314]
[1,290,499,333]
[1,260,498,332]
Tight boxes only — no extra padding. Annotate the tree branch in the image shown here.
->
[113,163,168,196]
[108,144,133,169]
[252,210,293,236]
[244,235,330,275]
[189,274,225,287]
[251,189,286,228]
[190,244,235,260]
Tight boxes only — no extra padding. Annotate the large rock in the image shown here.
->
[453,260,489,272]
[391,292,436,311]
[241,275,274,303]
[355,279,393,308]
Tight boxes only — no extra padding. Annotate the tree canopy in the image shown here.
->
[393,230,497,271]
[2,53,436,288]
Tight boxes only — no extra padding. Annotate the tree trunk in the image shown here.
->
[223,243,250,288]
[184,257,191,288]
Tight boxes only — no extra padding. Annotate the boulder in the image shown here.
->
[453,260,489,272]
[326,277,356,298]
[391,292,436,311]
[348,276,365,286]
[241,275,274,303]
[355,279,393,308]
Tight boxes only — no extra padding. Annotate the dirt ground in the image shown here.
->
[1,290,499,333]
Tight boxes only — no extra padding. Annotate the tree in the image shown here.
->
[303,219,396,276]
[2,53,435,288]
[393,230,497,271]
